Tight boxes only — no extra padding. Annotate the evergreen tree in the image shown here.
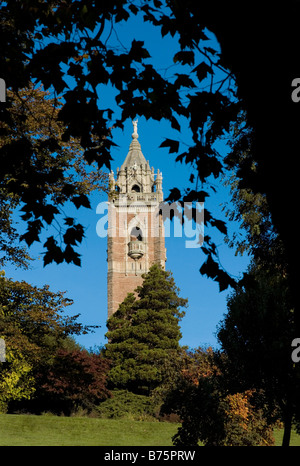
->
[105,264,187,395]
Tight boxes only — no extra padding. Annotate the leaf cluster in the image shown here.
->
[96,389,156,421]
[162,347,275,446]
[0,272,94,365]
[37,348,111,414]
[0,85,108,267]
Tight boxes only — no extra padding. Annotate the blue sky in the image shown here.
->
[3,11,251,351]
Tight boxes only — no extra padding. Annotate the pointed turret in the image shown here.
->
[120,119,147,170]
[114,120,155,195]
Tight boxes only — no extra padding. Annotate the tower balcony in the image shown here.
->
[128,240,144,260]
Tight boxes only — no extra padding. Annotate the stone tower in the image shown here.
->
[107,120,166,318]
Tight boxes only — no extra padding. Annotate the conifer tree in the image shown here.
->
[105,264,187,395]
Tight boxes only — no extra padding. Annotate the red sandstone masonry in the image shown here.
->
[107,123,166,319]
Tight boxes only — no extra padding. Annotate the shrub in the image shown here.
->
[96,390,157,421]
[31,348,111,415]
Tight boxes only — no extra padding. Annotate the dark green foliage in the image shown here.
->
[105,265,187,395]
[96,389,156,421]
[217,264,300,445]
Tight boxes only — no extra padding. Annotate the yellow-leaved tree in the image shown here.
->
[0,347,35,413]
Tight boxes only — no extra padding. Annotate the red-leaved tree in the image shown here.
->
[37,349,111,414]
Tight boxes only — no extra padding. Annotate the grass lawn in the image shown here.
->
[273,428,300,447]
[1,414,300,446]
[0,414,179,446]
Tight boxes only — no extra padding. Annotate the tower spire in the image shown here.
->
[120,119,146,170]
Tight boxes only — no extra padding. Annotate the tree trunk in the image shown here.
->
[282,409,292,447]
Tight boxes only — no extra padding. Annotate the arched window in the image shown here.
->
[130,226,143,241]
[131,184,141,193]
